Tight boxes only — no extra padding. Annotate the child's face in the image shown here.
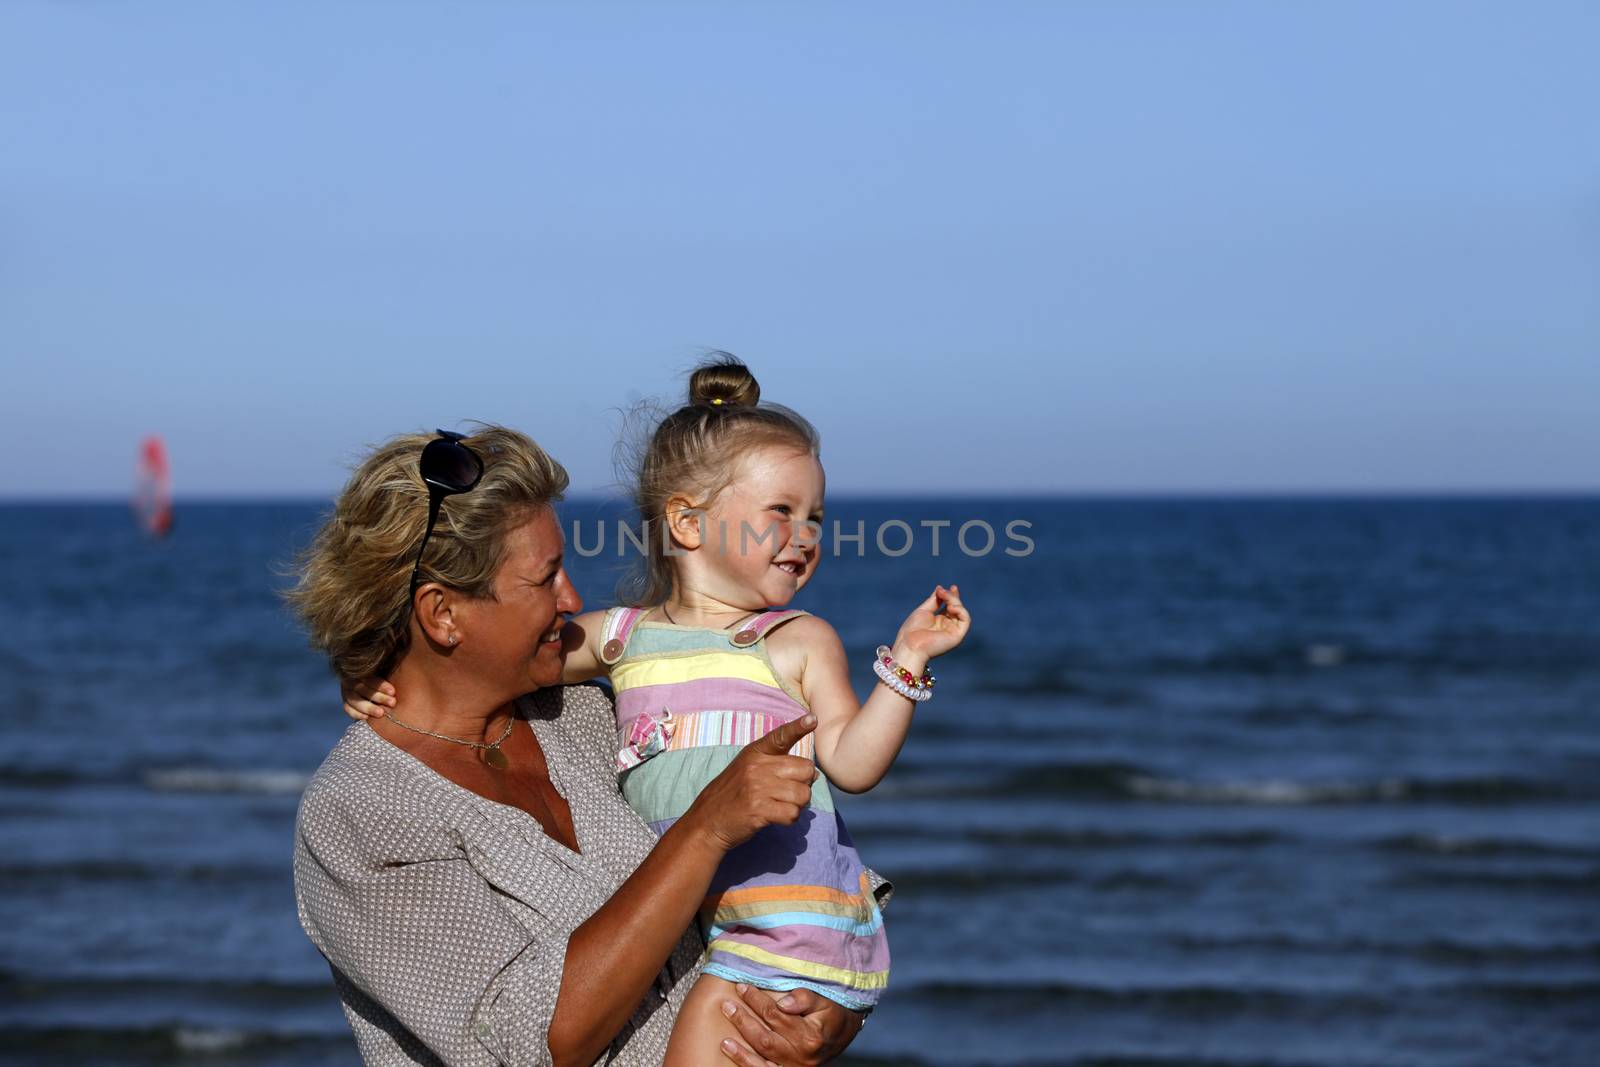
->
[702,445,825,609]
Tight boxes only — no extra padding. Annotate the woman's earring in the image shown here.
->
[447,633,457,646]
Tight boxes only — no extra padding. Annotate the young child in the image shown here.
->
[344,355,970,1063]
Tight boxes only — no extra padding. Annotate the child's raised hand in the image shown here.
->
[341,677,396,721]
[893,584,972,661]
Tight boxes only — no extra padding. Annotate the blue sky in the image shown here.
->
[3,1,1596,496]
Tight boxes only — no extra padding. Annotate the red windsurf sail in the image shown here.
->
[134,435,173,537]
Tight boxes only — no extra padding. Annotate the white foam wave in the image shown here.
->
[1125,775,1409,804]
[143,768,309,794]
[174,1027,252,1053]
[1304,642,1346,667]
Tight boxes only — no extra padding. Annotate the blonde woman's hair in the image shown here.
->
[618,353,819,607]
[285,424,569,683]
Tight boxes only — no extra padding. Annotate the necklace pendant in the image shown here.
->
[483,746,510,770]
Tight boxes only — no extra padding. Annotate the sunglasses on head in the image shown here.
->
[409,429,485,595]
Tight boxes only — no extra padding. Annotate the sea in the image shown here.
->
[2,497,1597,1067]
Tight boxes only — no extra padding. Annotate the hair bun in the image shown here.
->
[688,352,761,409]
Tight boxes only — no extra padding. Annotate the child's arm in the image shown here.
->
[558,608,611,685]
[339,608,614,719]
[792,585,970,793]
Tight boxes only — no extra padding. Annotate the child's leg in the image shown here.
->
[664,974,782,1067]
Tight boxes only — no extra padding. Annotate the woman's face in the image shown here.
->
[465,506,582,693]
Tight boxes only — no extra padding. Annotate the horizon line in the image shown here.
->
[4,487,1599,505]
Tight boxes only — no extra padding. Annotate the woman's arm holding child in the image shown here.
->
[793,584,970,793]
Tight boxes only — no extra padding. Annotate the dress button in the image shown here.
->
[732,629,758,647]
[474,1022,492,1039]
[602,638,624,660]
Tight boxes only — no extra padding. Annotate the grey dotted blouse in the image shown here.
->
[293,683,704,1066]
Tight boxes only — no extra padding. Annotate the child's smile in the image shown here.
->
[703,445,825,608]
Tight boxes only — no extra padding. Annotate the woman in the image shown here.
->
[288,425,873,1066]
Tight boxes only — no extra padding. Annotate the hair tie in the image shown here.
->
[711,398,724,405]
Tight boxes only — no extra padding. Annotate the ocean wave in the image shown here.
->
[1372,832,1600,858]
[0,971,335,1004]
[899,975,1600,1010]
[0,765,87,788]
[1385,866,1600,892]
[0,1023,345,1059]
[973,764,1580,805]
[836,1054,1348,1067]
[964,761,1150,797]
[175,1028,255,1054]
[1456,977,1600,1001]
[856,823,1289,850]
[0,763,313,795]
[142,767,310,794]
[988,670,1146,704]
[1167,930,1600,965]
[1122,776,1411,804]
[889,866,1182,895]
[903,978,1383,1014]
[1235,700,1396,726]
[1137,637,1600,678]
[1159,642,1370,675]
[0,859,283,885]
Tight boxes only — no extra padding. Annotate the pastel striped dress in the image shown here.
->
[597,606,890,1011]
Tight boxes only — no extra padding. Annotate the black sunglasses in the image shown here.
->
[409,429,485,594]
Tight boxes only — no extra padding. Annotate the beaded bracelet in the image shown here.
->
[873,645,936,702]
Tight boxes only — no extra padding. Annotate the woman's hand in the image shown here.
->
[340,677,396,721]
[681,716,819,853]
[717,985,865,1067]
[891,583,972,665]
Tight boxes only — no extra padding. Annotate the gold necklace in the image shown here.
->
[383,711,516,770]
[661,602,752,631]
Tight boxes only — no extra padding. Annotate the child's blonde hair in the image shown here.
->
[619,353,819,606]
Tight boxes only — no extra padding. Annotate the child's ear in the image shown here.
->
[664,495,706,552]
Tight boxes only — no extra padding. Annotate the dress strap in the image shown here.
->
[727,609,810,648]
[598,606,649,665]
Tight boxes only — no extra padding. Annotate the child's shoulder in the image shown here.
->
[573,606,615,629]
[569,608,617,651]
[762,611,849,692]
[762,610,842,649]
[587,604,652,627]
[558,608,628,685]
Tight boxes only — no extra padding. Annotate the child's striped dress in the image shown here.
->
[598,606,890,1011]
